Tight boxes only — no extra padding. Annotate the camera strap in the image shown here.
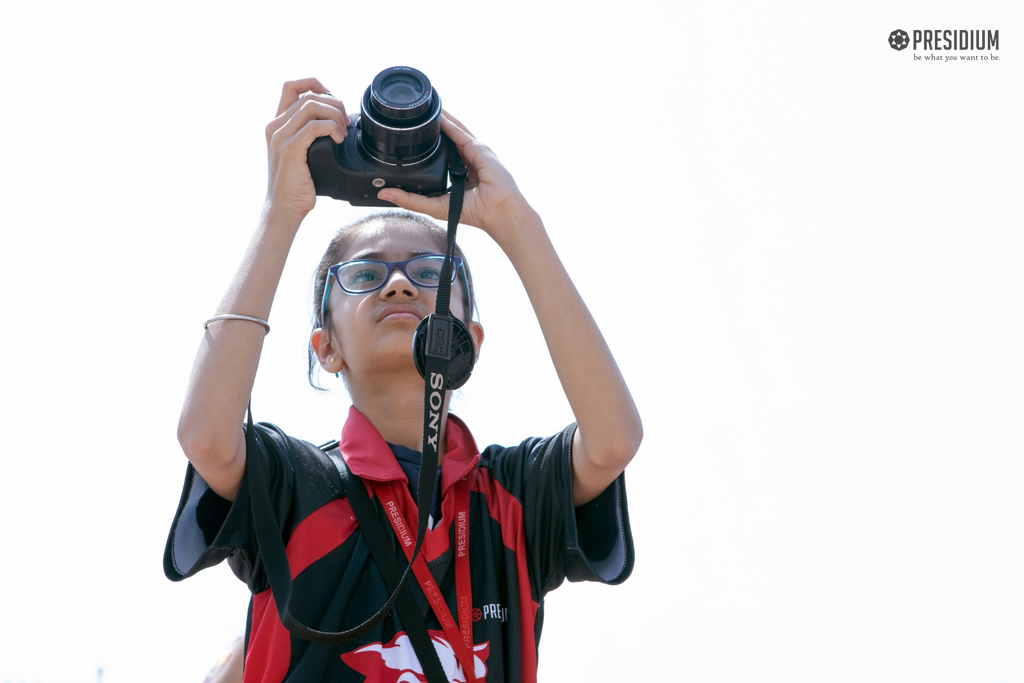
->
[330,450,451,683]
[241,141,472,678]
[330,452,478,683]
[245,404,408,642]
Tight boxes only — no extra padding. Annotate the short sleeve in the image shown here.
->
[481,424,634,601]
[163,462,250,583]
[568,469,633,584]
[162,422,335,592]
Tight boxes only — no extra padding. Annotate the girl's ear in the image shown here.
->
[469,321,485,362]
[311,327,343,374]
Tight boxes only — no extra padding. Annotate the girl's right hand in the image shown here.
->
[264,78,350,222]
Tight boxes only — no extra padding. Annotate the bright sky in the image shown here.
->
[1,1,1021,682]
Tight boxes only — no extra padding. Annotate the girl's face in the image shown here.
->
[313,219,482,384]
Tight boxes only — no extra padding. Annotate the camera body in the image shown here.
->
[307,66,451,207]
[307,116,451,206]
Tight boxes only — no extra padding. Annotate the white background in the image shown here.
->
[0,1,1021,682]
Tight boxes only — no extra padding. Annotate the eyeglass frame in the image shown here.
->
[319,254,468,327]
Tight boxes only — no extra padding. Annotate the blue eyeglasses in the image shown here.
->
[320,254,464,324]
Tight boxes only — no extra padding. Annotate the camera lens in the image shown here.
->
[379,74,423,108]
[360,66,442,164]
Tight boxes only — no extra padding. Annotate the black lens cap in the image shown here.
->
[413,314,476,390]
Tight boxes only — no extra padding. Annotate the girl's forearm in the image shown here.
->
[497,206,643,473]
[177,204,302,499]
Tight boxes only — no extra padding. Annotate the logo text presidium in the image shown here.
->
[913,30,999,50]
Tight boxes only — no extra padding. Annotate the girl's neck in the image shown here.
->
[348,371,449,454]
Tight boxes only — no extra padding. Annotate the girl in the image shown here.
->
[165,77,642,683]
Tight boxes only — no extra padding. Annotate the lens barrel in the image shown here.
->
[360,66,442,165]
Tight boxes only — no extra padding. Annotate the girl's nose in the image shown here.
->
[380,268,418,299]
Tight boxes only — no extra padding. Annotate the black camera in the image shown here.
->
[307,66,451,206]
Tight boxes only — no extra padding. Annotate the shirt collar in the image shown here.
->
[339,405,480,493]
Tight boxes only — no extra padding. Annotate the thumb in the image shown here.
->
[378,187,450,220]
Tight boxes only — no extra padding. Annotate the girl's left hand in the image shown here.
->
[376,112,534,242]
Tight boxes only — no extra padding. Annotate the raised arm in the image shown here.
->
[379,114,642,505]
[177,79,349,500]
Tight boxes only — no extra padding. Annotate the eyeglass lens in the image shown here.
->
[336,255,454,293]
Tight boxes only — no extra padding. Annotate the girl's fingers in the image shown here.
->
[286,118,347,152]
[377,187,450,221]
[276,78,332,116]
[440,110,476,139]
[268,98,348,147]
[279,92,350,127]
[440,113,498,187]
[440,112,476,149]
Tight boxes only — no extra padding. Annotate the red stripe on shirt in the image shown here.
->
[473,467,540,683]
[287,497,358,578]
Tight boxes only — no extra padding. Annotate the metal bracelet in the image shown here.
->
[203,314,271,335]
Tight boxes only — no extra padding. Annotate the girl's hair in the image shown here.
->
[307,210,477,389]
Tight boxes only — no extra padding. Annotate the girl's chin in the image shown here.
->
[363,348,420,377]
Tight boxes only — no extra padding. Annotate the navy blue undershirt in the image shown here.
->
[389,443,442,524]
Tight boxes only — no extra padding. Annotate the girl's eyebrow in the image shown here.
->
[347,248,437,261]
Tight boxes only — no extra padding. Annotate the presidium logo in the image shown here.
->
[888,28,1002,60]
[889,30,910,50]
